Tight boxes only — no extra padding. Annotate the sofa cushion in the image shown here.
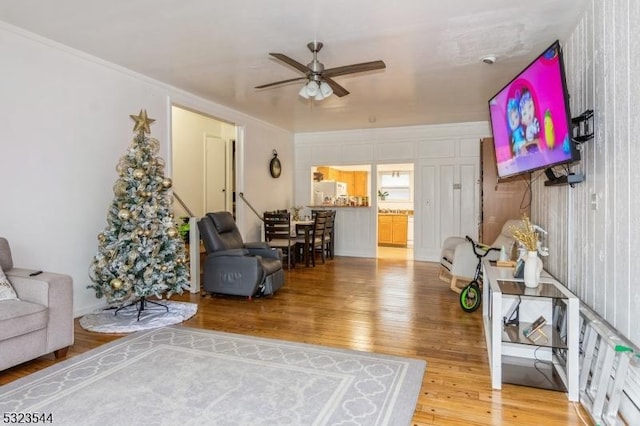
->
[0,238,13,271]
[0,299,47,341]
[0,265,18,301]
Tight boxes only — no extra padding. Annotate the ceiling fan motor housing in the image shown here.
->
[307,41,324,79]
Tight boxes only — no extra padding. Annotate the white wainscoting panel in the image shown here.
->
[342,143,374,163]
[375,141,416,161]
[417,139,455,158]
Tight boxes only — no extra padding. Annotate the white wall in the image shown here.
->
[0,22,294,316]
[295,122,490,260]
[531,0,640,347]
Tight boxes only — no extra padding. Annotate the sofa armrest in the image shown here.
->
[209,248,249,258]
[6,268,74,353]
[448,242,479,280]
[441,236,467,252]
[244,241,271,250]
[246,246,280,260]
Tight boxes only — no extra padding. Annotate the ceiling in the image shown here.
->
[0,1,588,133]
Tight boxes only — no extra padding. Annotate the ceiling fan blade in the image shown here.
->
[323,60,386,78]
[269,53,309,74]
[323,77,349,97]
[255,76,307,89]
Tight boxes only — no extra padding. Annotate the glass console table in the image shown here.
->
[482,260,579,401]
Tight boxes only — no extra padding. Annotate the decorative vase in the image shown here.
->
[523,250,543,288]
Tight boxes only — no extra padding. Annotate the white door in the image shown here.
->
[415,161,479,261]
[204,135,227,213]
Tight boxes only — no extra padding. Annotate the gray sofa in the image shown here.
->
[0,237,74,371]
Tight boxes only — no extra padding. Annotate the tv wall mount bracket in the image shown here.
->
[572,109,594,144]
[544,109,593,187]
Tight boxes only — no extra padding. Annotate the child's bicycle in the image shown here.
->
[459,236,500,313]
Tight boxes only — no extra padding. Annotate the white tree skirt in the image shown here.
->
[79,300,197,333]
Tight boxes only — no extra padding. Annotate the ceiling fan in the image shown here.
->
[255,41,386,100]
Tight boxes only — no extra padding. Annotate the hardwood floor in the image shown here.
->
[1,257,590,425]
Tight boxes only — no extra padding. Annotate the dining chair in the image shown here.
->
[323,210,336,259]
[296,210,329,266]
[263,211,296,269]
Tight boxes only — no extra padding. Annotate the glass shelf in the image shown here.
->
[497,280,568,299]
[502,322,567,349]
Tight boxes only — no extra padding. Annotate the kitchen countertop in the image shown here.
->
[307,205,371,208]
[378,210,414,215]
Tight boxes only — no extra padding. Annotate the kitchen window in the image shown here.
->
[379,171,412,201]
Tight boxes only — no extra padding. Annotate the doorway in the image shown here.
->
[376,163,414,260]
[171,106,236,219]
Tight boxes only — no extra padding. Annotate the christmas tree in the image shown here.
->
[89,110,190,307]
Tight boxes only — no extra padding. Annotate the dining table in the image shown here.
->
[292,220,314,267]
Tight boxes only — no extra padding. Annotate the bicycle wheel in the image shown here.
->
[460,282,482,312]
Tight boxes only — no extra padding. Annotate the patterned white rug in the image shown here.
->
[0,326,426,425]
[79,300,197,333]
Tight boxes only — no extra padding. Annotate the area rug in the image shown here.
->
[79,300,197,333]
[0,326,426,425]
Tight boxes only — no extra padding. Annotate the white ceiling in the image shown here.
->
[0,0,588,133]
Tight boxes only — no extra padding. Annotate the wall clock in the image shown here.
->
[269,150,281,178]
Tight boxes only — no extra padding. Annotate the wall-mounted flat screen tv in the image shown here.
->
[488,40,578,179]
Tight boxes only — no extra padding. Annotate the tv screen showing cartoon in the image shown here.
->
[488,40,576,179]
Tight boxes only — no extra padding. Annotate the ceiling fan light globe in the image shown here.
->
[314,91,325,101]
[305,80,319,96]
[319,81,333,98]
[298,85,310,99]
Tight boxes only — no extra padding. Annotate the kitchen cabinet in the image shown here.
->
[340,171,355,194]
[378,214,408,246]
[353,171,368,197]
[317,166,338,181]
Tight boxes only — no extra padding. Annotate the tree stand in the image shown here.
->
[114,297,169,321]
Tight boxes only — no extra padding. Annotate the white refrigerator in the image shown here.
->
[313,181,348,198]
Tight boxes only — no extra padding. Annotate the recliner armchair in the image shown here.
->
[198,212,284,298]
[439,220,520,293]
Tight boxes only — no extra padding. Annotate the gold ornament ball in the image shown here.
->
[146,191,152,197]
[98,233,106,242]
[161,265,168,272]
[110,278,123,290]
[161,178,173,189]
[118,209,131,220]
[144,230,151,236]
[167,228,178,238]
[133,169,145,179]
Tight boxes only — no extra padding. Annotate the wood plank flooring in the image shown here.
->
[0,256,591,425]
